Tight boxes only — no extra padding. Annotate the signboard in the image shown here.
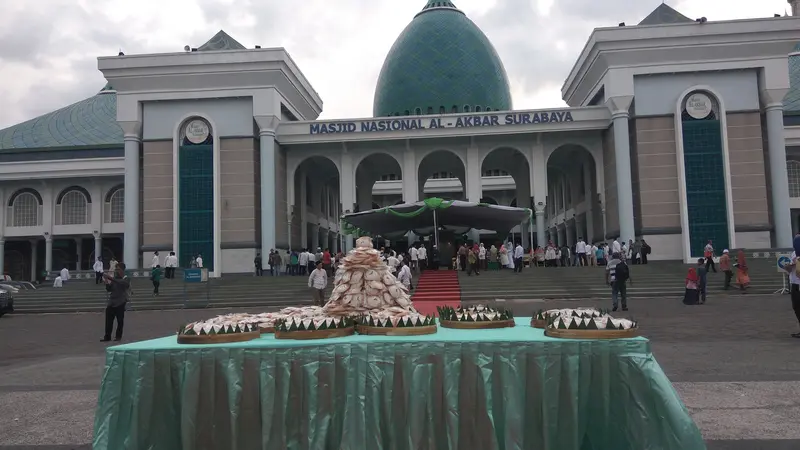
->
[185,120,210,144]
[309,111,575,135]
[685,93,712,120]
[776,253,792,273]
[184,268,209,283]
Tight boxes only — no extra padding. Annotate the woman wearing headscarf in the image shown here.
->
[735,250,750,292]
[499,243,509,269]
[683,267,700,305]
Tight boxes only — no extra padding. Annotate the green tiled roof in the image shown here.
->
[785,53,800,113]
[0,87,123,150]
[198,30,246,51]
[638,4,693,26]
[373,0,512,117]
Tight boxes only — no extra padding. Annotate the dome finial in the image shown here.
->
[419,0,461,16]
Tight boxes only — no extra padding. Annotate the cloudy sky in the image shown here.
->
[0,0,791,129]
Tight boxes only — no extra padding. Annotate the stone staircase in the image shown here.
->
[9,273,328,314]
[457,259,785,302]
[7,260,787,314]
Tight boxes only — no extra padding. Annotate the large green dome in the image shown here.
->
[373,1,512,117]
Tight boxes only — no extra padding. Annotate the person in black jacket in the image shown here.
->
[101,263,130,342]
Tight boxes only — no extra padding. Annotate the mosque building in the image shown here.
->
[0,0,800,278]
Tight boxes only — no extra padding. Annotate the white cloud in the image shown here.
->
[0,0,791,129]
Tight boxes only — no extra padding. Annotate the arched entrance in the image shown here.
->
[293,156,340,253]
[481,147,531,246]
[417,150,466,201]
[546,144,600,247]
[355,152,403,211]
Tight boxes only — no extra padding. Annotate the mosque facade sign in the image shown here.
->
[308,110,576,135]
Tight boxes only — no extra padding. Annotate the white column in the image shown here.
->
[0,239,4,278]
[340,149,356,251]
[535,204,546,248]
[75,238,82,270]
[606,96,636,245]
[45,235,53,273]
[30,240,37,281]
[122,130,141,269]
[299,172,308,248]
[583,163,595,243]
[466,144,481,202]
[765,102,792,247]
[402,142,418,203]
[259,128,277,257]
[94,234,102,264]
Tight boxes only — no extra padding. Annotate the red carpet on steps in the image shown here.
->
[412,270,461,316]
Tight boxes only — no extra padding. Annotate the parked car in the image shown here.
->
[1,281,35,290]
[0,288,13,317]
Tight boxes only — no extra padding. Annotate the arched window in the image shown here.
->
[464,105,471,113]
[475,106,482,112]
[105,187,125,223]
[789,160,800,198]
[486,107,492,112]
[439,106,446,114]
[452,105,458,113]
[427,107,434,115]
[8,190,42,227]
[404,110,410,116]
[415,108,421,115]
[57,188,90,225]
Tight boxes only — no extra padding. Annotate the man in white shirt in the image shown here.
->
[308,261,328,306]
[478,243,487,271]
[387,254,399,273]
[195,255,203,268]
[93,258,104,284]
[397,261,412,290]
[417,245,427,271]
[60,266,70,284]
[299,249,309,276]
[409,245,419,272]
[576,238,587,266]
[611,239,621,255]
[306,249,317,275]
[587,244,596,266]
[151,251,160,269]
[513,242,524,273]
[165,252,178,279]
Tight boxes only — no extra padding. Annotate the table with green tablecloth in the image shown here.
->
[92,318,705,450]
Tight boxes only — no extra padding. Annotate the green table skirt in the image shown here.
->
[93,318,705,450]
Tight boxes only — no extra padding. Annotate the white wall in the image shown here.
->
[142,98,255,140]
[633,71,760,116]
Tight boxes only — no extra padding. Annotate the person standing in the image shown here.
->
[322,248,332,276]
[458,244,468,272]
[466,247,479,276]
[576,238,587,266]
[720,249,732,289]
[409,244,418,272]
[254,253,263,276]
[93,257,104,284]
[60,266,70,285]
[478,243,487,271]
[195,254,204,268]
[308,261,327,306]
[514,242,524,273]
[785,241,800,338]
[397,261,412,290]
[298,249,309,276]
[704,241,717,273]
[307,249,317,275]
[605,252,630,312]
[109,257,118,274]
[640,240,651,264]
[151,251,160,269]
[151,265,162,297]
[272,250,284,276]
[611,238,621,256]
[101,263,130,342]
[735,250,750,292]
[696,258,707,304]
[632,240,643,265]
[418,244,428,271]
[165,252,177,279]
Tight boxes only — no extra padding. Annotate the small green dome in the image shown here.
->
[373,1,512,117]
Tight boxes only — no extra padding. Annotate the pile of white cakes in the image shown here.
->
[438,305,514,323]
[276,315,352,332]
[178,320,258,336]
[323,236,415,317]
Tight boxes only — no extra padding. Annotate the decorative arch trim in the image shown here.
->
[480,145,532,168]
[8,188,43,207]
[352,151,404,178]
[56,186,92,204]
[674,85,736,262]
[105,184,125,202]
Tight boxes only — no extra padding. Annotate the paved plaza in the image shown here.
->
[1,294,799,450]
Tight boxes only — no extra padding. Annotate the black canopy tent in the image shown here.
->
[341,198,532,247]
